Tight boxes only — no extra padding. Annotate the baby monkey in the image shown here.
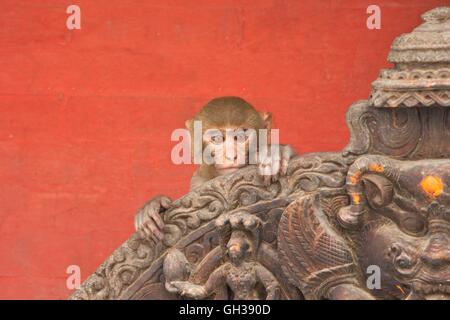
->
[135,96,296,242]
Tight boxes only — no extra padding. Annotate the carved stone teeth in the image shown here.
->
[423,284,433,294]
[437,284,449,294]
[414,283,450,294]
[413,282,423,292]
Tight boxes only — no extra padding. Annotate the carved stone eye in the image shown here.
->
[400,216,426,236]
[395,252,414,270]
[397,257,409,268]
[389,244,416,273]
[389,243,401,257]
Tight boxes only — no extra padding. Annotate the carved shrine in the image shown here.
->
[70,7,450,300]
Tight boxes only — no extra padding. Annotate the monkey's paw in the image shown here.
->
[257,144,294,186]
[134,195,172,243]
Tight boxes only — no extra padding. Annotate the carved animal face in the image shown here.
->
[344,156,450,299]
[227,230,253,263]
[364,220,450,299]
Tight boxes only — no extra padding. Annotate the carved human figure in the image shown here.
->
[164,212,281,300]
[134,97,296,242]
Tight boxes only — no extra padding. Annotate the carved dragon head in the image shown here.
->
[338,155,450,299]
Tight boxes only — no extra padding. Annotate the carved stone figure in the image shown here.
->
[164,211,281,300]
[70,7,450,300]
[279,156,450,299]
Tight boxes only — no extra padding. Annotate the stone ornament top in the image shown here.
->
[389,7,450,63]
[370,7,450,108]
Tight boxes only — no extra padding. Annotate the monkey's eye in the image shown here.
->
[234,131,246,141]
[231,129,249,142]
[204,129,223,145]
[210,134,223,144]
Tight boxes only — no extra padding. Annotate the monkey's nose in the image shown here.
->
[224,148,238,161]
[225,153,238,161]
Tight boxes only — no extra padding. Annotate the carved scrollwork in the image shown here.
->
[344,100,450,159]
[70,232,162,300]
[277,195,361,300]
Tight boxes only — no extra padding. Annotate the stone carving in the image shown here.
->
[344,100,450,159]
[279,155,450,299]
[344,156,450,299]
[164,211,282,300]
[370,7,450,108]
[70,7,450,300]
[277,7,450,300]
[70,153,347,300]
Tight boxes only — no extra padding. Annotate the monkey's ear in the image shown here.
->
[260,112,272,130]
[185,119,193,131]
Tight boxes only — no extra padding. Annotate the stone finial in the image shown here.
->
[370,7,450,108]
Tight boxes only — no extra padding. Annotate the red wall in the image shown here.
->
[0,0,447,299]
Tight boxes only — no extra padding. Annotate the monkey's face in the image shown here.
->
[185,97,273,176]
[203,127,258,175]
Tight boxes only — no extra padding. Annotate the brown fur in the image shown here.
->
[186,96,271,132]
[186,97,273,189]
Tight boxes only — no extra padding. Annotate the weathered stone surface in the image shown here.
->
[370,7,450,108]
